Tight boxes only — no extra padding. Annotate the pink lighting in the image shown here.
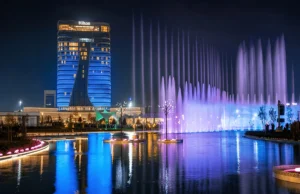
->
[0,153,3,156]
[7,151,11,155]
[295,168,300,172]
[14,149,19,154]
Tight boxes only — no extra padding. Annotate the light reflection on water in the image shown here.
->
[0,132,299,194]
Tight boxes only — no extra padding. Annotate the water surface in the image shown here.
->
[0,132,299,194]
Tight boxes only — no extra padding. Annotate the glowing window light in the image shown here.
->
[295,168,300,172]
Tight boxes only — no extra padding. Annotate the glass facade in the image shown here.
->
[57,20,111,109]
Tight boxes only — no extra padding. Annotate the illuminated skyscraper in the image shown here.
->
[57,20,111,110]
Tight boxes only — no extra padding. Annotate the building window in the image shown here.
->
[82,74,84,78]
[73,74,76,78]
[101,48,104,51]
[84,52,87,56]
[64,92,67,96]
[69,42,78,46]
[69,47,78,51]
[91,48,94,51]
[96,56,99,60]
[61,60,63,64]
[82,43,85,46]
[106,57,109,60]
[73,65,75,68]
[64,42,68,46]
[101,61,104,64]
[101,26,109,32]
[82,70,84,73]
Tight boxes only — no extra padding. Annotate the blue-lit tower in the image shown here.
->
[57,20,111,110]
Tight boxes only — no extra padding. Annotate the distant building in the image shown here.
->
[44,90,56,108]
[57,20,111,110]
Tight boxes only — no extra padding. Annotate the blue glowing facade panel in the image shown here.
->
[57,20,111,109]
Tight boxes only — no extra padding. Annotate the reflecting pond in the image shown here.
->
[1,132,300,194]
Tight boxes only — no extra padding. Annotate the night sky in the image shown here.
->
[0,1,299,111]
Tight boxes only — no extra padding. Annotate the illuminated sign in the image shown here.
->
[78,21,90,25]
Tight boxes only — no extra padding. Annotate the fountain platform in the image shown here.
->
[273,165,300,183]
[158,139,183,143]
[103,138,146,143]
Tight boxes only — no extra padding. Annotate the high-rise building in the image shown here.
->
[57,20,111,110]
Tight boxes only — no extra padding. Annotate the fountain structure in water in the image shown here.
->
[132,14,296,133]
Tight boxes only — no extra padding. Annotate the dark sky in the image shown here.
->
[0,0,299,111]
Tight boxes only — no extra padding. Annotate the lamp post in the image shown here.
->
[19,100,22,112]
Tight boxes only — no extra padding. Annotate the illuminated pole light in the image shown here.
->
[19,100,22,112]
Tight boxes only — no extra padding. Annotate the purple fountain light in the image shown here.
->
[131,13,293,133]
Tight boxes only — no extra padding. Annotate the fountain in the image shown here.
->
[132,14,295,133]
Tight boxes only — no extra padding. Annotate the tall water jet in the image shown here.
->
[132,12,136,103]
[165,27,168,83]
[196,37,199,84]
[149,21,153,113]
[171,31,174,78]
[182,31,185,87]
[140,14,145,106]
[256,39,264,104]
[177,30,180,87]
[157,22,161,108]
[265,39,273,104]
[187,32,190,84]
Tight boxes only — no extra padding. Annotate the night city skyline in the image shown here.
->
[2,1,300,194]
[1,1,300,110]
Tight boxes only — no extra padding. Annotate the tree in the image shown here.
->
[122,118,127,126]
[4,114,16,141]
[45,115,52,123]
[116,101,128,132]
[286,106,294,124]
[269,107,277,124]
[258,106,267,129]
[87,113,92,123]
[58,114,63,123]
[159,100,174,139]
[78,117,82,123]
[68,114,73,123]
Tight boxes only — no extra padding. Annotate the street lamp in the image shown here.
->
[19,100,22,112]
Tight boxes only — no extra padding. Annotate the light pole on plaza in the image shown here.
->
[19,100,22,112]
